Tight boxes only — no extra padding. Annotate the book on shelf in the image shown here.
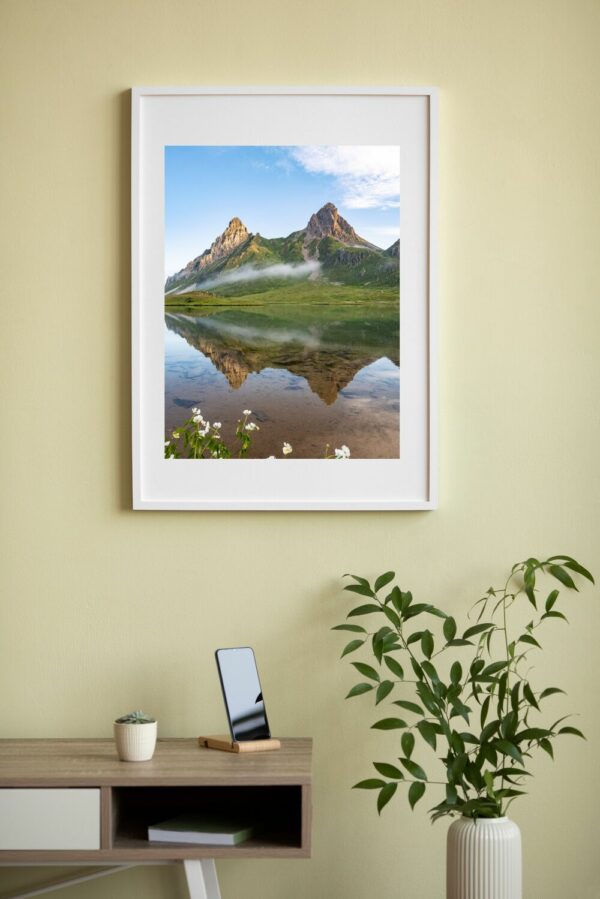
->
[148,814,255,846]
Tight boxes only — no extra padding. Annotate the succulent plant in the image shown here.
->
[114,710,156,725]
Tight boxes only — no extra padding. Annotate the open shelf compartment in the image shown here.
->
[110,785,304,855]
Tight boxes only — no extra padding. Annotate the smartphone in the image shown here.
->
[215,647,271,742]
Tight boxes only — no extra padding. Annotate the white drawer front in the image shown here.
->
[0,789,100,850]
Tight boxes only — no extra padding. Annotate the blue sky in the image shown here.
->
[164,146,400,275]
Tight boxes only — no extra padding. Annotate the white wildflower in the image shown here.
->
[172,431,180,439]
[335,445,351,460]
[282,442,293,455]
[212,422,222,430]
[243,409,252,416]
[266,455,276,460]
[198,424,210,437]
[193,414,204,424]
[165,440,170,446]
[245,422,259,432]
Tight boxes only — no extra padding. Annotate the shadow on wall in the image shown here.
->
[116,90,132,512]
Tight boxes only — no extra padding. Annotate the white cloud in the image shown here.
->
[290,146,400,209]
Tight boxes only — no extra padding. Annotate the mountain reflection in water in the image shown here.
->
[164,304,400,459]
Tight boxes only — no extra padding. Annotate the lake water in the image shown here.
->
[164,304,399,459]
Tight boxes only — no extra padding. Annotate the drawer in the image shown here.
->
[0,789,100,850]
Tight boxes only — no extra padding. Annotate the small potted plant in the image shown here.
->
[332,554,594,899]
[113,710,157,762]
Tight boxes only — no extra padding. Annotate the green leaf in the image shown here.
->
[384,656,405,680]
[484,660,509,676]
[410,657,423,679]
[480,695,491,728]
[446,639,474,647]
[417,721,437,751]
[376,680,394,704]
[420,660,439,683]
[400,758,427,780]
[539,738,554,759]
[465,762,485,791]
[519,634,541,649]
[344,574,372,587]
[344,584,376,598]
[415,682,439,715]
[545,590,559,612]
[408,781,426,809]
[353,778,386,789]
[392,699,423,715]
[373,762,404,779]
[510,682,521,713]
[403,603,432,620]
[446,784,458,805]
[548,564,577,590]
[332,624,366,633]
[463,622,494,640]
[541,610,568,622]
[421,630,434,659]
[348,603,382,617]
[352,662,380,682]
[341,639,365,658]
[406,631,423,646]
[424,606,448,619]
[374,571,395,593]
[558,726,585,739]
[345,683,374,698]
[450,732,465,754]
[382,606,402,628]
[372,718,408,730]
[481,719,500,743]
[517,727,550,742]
[388,586,402,611]
[540,687,566,700]
[399,590,413,612]
[377,782,397,814]
[548,556,595,584]
[450,661,463,685]
[494,739,524,765]
[523,682,540,711]
[401,731,415,759]
[443,617,457,641]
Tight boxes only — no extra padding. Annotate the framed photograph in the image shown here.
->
[132,87,437,510]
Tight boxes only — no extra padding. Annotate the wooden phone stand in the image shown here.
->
[198,735,281,754]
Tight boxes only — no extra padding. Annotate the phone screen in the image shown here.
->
[215,647,271,742]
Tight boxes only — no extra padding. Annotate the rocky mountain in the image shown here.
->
[165,217,250,291]
[165,203,399,294]
[304,202,376,249]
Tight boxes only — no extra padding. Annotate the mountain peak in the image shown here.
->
[192,217,250,273]
[305,203,370,248]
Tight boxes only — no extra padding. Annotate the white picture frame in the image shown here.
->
[132,87,438,510]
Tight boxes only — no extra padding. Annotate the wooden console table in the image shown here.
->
[0,738,312,899]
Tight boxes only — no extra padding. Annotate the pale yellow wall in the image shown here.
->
[1,0,599,896]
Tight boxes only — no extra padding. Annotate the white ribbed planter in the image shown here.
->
[113,721,157,762]
[447,816,522,899]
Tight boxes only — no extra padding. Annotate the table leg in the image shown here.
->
[182,859,221,899]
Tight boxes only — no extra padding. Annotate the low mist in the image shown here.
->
[182,260,321,292]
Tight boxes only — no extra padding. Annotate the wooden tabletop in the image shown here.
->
[0,738,312,787]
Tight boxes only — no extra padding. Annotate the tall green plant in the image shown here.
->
[333,555,593,820]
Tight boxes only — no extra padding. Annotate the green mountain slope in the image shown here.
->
[165,203,399,298]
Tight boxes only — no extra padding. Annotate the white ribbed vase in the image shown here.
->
[447,816,522,899]
[113,721,157,762]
